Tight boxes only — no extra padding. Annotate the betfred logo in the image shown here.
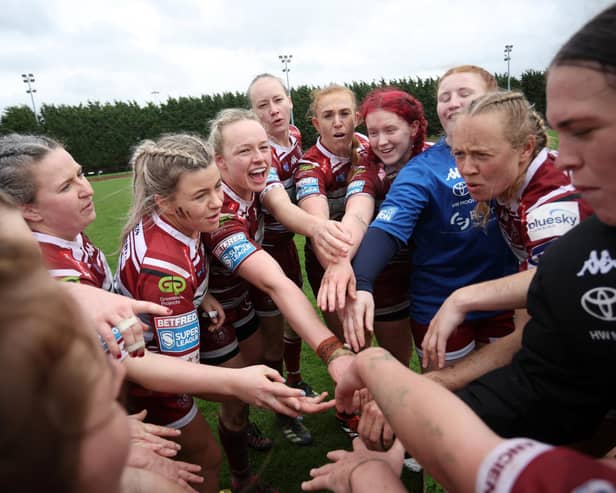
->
[526,202,580,242]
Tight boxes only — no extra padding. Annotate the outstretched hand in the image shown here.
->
[302,438,405,492]
[310,219,354,264]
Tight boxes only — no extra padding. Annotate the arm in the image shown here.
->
[124,352,331,417]
[236,249,355,382]
[63,282,172,358]
[341,227,401,350]
[317,194,375,312]
[337,347,503,493]
[421,269,534,371]
[262,187,352,263]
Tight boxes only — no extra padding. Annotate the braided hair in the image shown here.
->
[121,133,214,244]
[461,91,548,227]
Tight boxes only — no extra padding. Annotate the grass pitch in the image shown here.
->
[89,176,438,493]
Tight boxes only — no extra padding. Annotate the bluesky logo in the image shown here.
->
[526,202,580,242]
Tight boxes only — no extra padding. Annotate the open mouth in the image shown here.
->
[249,167,268,180]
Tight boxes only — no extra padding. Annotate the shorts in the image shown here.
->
[251,238,302,317]
[126,383,198,429]
[304,240,323,299]
[199,300,259,365]
[412,311,514,362]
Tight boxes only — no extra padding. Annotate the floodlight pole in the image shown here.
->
[504,45,513,90]
[21,73,38,119]
[278,54,295,126]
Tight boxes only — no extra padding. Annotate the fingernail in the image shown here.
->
[116,353,122,359]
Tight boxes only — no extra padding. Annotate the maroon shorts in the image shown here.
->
[412,311,514,362]
[251,237,302,316]
[126,383,197,428]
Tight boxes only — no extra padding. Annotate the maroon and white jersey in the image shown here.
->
[496,148,593,270]
[261,125,303,247]
[33,231,113,290]
[476,438,616,493]
[202,182,264,324]
[295,133,369,221]
[116,212,208,363]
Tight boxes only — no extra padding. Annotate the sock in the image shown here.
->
[283,335,302,385]
[217,417,250,481]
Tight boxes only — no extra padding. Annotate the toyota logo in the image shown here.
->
[452,181,469,197]
[581,287,616,321]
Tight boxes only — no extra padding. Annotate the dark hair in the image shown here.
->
[359,86,427,163]
[551,4,616,78]
[0,134,62,205]
[0,237,101,493]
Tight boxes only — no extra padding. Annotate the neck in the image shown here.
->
[31,224,79,242]
[159,213,198,239]
[270,128,291,147]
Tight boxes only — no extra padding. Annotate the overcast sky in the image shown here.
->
[2,0,613,113]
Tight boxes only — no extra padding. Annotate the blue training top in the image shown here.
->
[355,137,517,324]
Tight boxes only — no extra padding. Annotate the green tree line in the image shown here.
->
[0,70,545,174]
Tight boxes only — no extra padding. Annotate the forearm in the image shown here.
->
[125,351,243,396]
[356,348,500,493]
[264,189,321,237]
[449,269,534,313]
[425,327,524,391]
[340,196,373,258]
[353,227,399,292]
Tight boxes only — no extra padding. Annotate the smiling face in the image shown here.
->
[312,90,359,157]
[216,119,272,200]
[452,112,532,202]
[23,148,96,240]
[437,72,490,138]
[365,109,418,169]
[157,165,223,237]
[547,64,616,225]
[249,76,293,145]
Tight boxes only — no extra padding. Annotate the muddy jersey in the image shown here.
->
[496,148,593,270]
[202,182,264,324]
[476,438,616,493]
[33,231,113,290]
[295,133,369,221]
[116,212,208,362]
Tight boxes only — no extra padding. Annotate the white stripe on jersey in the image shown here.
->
[49,268,82,278]
[143,257,191,279]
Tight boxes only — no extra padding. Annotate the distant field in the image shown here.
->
[88,176,435,493]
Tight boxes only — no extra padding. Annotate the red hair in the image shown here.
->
[359,87,427,164]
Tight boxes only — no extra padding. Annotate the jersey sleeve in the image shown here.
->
[260,150,285,200]
[203,214,261,273]
[294,159,328,203]
[476,438,616,493]
[370,158,431,243]
[345,159,379,201]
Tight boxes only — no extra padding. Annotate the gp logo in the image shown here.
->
[581,287,616,321]
[158,276,186,295]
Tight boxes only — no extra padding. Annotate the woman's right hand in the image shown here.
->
[421,292,467,370]
[317,261,357,312]
[233,365,334,417]
[342,290,374,353]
